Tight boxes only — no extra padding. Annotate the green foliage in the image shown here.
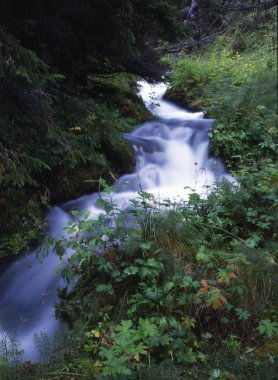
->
[165,26,277,165]
[1,7,278,380]
[0,332,25,380]
[257,320,278,338]
[38,177,278,378]
[0,31,145,258]
[157,31,278,378]
[0,30,58,188]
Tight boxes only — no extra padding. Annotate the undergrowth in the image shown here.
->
[1,13,277,380]
[164,16,277,167]
[2,177,275,379]
[0,31,149,259]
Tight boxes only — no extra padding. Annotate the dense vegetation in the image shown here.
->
[0,0,182,257]
[0,1,277,379]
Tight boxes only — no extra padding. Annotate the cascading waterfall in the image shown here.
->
[0,79,233,360]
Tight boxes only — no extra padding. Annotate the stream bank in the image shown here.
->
[1,14,277,380]
[0,47,150,260]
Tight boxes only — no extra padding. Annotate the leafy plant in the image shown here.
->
[41,178,278,378]
[257,320,278,338]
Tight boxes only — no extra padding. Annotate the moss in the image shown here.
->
[254,336,278,360]
[164,86,192,109]
[114,95,151,122]
[190,98,205,111]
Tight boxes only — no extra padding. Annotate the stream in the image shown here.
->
[0,80,234,361]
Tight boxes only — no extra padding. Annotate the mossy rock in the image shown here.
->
[43,164,100,204]
[190,98,205,111]
[164,87,203,112]
[164,87,190,108]
[100,136,135,176]
[113,93,151,123]
[254,336,278,361]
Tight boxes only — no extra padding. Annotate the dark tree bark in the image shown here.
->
[184,0,204,45]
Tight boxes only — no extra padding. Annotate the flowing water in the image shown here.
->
[0,80,233,360]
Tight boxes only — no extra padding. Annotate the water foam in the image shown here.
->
[0,79,233,360]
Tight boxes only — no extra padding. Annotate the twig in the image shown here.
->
[190,219,245,242]
[167,30,226,53]
[109,171,118,182]
[44,372,85,378]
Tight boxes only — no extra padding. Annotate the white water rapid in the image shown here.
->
[0,80,233,361]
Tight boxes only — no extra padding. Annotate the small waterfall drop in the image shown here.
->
[0,80,233,360]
